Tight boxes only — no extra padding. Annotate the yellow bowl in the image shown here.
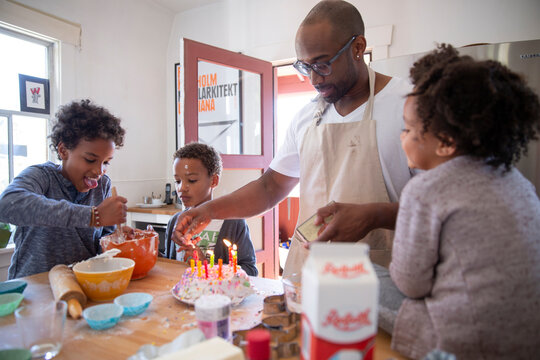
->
[73,257,135,302]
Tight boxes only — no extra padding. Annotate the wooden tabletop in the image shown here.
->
[0,258,407,359]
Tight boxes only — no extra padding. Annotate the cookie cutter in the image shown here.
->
[263,294,286,314]
[262,314,292,329]
[274,341,300,358]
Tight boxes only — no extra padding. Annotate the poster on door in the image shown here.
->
[198,61,241,154]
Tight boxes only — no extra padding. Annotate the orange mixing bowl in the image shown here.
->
[100,229,159,280]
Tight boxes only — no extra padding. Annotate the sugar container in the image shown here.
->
[301,243,379,360]
[195,294,232,342]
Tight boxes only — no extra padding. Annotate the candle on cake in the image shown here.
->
[223,239,232,264]
[208,250,215,268]
[233,244,238,273]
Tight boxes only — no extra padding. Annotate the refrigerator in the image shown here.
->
[371,39,540,196]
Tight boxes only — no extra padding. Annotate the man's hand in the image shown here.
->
[173,206,212,245]
[176,243,205,262]
[313,202,380,243]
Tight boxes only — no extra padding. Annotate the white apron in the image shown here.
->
[282,67,394,278]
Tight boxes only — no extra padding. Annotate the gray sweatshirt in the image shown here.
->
[0,162,114,279]
[390,156,540,359]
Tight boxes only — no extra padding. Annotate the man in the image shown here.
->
[174,0,411,274]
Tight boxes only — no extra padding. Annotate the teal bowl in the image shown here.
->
[114,292,153,316]
[0,293,24,317]
[0,280,27,295]
[83,303,123,330]
[0,349,32,360]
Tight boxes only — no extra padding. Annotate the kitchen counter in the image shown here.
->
[0,258,408,359]
[126,204,181,231]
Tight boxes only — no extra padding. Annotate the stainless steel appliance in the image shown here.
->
[371,39,540,196]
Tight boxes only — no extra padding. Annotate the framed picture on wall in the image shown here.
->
[19,74,50,114]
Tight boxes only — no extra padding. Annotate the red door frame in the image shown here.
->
[182,38,278,278]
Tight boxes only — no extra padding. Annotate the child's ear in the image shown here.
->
[57,143,68,160]
[436,136,457,157]
[210,174,220,188]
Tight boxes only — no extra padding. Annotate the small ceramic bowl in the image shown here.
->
[82,303,123,330]
[0,280,27,295]
[114,292,153,316]
[0,293,24,317]
[0,348,32,360]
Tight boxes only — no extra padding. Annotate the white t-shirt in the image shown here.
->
[270,76,412,202]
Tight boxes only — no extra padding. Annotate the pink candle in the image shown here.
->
[193,248,198,263]
[204,260,208,279]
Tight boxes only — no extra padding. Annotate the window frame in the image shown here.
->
[0,25,57,183]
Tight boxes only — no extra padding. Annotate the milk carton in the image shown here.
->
[301,243,379,360]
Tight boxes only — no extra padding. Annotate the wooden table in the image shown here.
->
[0,259,407,359]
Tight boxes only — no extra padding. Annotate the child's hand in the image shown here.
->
[177,244,205,262]
[96,195,127,226]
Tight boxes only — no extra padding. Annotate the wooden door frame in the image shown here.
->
[182,38,278,278]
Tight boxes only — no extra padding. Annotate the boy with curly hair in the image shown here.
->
[381,44,540,359]
[163,142,258,276]
[0,99,127,278]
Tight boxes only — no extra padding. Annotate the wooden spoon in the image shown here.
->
[111,187,125,244]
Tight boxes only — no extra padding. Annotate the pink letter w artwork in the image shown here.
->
[30,87,41,104]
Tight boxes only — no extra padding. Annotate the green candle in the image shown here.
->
[210,253,215,268]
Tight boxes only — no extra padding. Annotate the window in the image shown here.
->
[0,27,54,193]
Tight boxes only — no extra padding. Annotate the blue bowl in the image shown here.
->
[0,280,27,295]
[114,292,153,316]
[82,303,123,330]
[0,293,24,317]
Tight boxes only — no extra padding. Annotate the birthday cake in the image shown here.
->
[172,264,255,306]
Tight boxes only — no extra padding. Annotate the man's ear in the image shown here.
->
[436,136,457,157]
[210,174,219,188]
[353,36,367,59]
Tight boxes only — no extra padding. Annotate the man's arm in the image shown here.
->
[174,168,298,243]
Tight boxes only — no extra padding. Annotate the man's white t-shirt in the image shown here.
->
[269,76,412,202]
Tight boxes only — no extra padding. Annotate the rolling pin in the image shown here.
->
[49,264,87,319]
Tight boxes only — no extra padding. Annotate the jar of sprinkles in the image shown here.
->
[195,294,232,341]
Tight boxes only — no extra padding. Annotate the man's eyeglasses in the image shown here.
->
[293,35,358,77]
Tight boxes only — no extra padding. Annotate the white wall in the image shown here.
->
[11,0,174,205]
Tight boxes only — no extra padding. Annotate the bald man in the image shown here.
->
[174,0,412,273]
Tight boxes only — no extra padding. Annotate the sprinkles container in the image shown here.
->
[195,294,232,341]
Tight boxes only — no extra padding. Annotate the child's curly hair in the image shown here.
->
[50,99,125,159]
[173,142,222,177]
[409,44,540,170]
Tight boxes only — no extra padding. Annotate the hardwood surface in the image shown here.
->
[0,258,407,359]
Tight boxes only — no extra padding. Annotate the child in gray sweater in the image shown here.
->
[0,99,127,278]
[387,44,540,359]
